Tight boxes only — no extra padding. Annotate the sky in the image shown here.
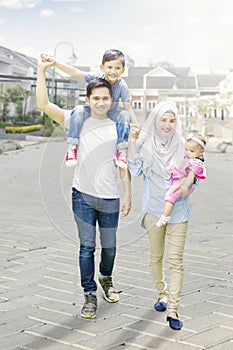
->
[1,0,233,72]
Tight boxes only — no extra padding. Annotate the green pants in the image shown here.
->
[144,213,188,315]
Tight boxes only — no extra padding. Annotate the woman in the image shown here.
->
[128,101,195,330]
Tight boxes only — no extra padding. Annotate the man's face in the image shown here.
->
[86,87,112,118]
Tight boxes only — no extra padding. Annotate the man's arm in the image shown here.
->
[36,59,65,124]
[119,168,131,217]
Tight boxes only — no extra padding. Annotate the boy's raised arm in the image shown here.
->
[55,60,86,79]
[41,53,86,79]
[36,58,64,124]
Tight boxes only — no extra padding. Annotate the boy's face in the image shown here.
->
[100,59,125,85]
[86,87,112,118]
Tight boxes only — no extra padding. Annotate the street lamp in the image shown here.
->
[50,41,77,103]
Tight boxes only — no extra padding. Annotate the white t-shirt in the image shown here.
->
[64,111,119,198]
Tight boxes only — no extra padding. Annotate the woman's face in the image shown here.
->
[156,112,177,137]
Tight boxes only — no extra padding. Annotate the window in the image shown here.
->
[133,100,142,110]
[147,101,156,110]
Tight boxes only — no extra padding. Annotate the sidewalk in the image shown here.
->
[0,140,233,350]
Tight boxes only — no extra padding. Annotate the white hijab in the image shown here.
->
[136,101,185,179]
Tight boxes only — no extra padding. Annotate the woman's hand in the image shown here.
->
[130,124,141,141]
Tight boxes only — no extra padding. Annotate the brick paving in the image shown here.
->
[0,140,233,350]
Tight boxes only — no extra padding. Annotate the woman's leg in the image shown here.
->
[166,221,188,315]
[144,213,169,302]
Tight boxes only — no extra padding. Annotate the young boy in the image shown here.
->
[156,133,206,227]
[36,57,131,319]
[41,49,137,168]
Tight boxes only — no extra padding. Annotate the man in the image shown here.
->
[36,57,131,319]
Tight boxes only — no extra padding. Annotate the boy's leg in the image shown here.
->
[108,110,130,169]
[66,105,90,167]
[97,197,120,302]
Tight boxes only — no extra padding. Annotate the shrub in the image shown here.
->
[51,125,66,137]
[5,124,42,133]
[43,117,55,137]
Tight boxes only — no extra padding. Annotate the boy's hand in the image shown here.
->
[38,54,55,70]
[41,53,55,65]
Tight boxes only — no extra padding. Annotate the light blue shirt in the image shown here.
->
[128,156,192,227]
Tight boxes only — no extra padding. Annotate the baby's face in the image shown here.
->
[185,140,204,159]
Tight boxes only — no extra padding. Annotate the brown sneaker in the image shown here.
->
[81,293,97,319]
[98,276,119,303]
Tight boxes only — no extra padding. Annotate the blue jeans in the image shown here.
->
[67,104,130,150]
[72,188,120,293]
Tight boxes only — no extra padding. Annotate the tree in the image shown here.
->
[0,85,31,122]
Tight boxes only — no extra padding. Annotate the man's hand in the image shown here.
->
[120,194,131,217]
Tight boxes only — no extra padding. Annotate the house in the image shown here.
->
[0,45,228,123]
[124,64,227,124]
[0,45,85,115]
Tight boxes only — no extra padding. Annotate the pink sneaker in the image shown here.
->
[65,146,77,167]
[115,150,128,169]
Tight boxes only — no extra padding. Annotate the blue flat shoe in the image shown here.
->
[167,315,183,330]
[154,301,167,312]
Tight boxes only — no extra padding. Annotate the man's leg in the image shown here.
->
[72,188,98,318]
[97,197,120,302]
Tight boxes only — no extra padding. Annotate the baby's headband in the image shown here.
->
[186,133,206,149]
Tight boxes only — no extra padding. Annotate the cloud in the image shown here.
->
[70,6,84,12]
[40,9,55,18]
[0,35,5,43]
[0,0,40,9]
[52,0,84,2]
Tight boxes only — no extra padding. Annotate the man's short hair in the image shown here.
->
[86,78,112,98]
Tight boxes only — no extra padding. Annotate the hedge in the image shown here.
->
[5,124,42,133]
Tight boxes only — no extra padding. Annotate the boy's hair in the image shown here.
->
[102,49,125,67]
[86,78,112,98]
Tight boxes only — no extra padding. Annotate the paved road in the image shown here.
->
[0,140,233,350]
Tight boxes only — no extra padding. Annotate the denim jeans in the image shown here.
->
[67,104,130,150]
[72,188,120,293]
